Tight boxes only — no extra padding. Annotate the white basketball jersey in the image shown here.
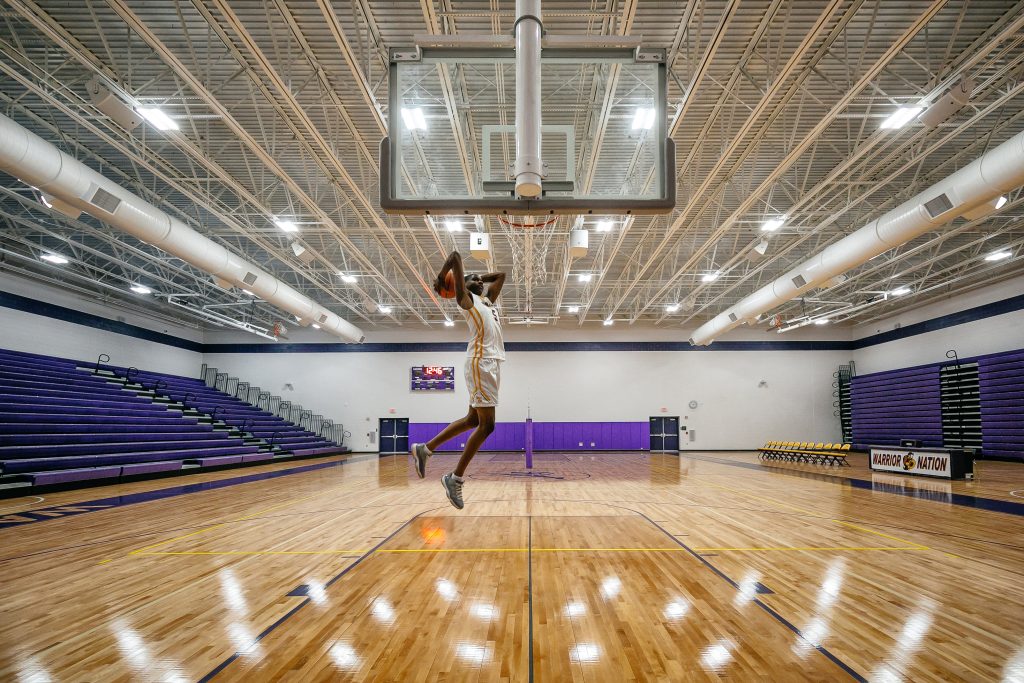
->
[463,292,505,360]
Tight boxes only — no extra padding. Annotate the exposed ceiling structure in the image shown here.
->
[0,0,1021,339]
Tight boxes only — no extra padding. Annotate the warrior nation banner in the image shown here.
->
[870,448,952,479]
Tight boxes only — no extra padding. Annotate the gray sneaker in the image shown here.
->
[411,443,431,479]
[441,472,465,509]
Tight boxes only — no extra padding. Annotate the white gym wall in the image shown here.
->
[0,271,202,375]
[204,324,850,452]
[852,275,1024,374]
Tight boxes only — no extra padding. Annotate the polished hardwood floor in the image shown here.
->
[1,450,1022,682]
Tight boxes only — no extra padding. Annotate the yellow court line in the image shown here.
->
[135,545,925,557]
[138,550,366,556]
[691,546,926,552]
[699,479,929,550]
[832,520,928,550]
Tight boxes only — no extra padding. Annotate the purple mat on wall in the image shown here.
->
[408,421,649,452]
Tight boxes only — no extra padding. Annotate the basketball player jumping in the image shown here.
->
[411,250,505,509]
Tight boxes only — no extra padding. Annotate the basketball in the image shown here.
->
[439,271,456,298]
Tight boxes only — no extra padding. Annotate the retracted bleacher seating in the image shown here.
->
[0,348,344,492]
[978,349,1024,459]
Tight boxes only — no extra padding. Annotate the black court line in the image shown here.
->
[0,453,377,530]
[528,515,534,683]
[678,452,1024,517]
[198,509,433,682]
[631,509,867,682]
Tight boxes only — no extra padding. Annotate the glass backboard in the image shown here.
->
[380,45,675,216]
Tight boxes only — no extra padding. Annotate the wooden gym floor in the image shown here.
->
[1,450,1022,682]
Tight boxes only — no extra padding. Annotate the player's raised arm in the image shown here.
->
[481,272,506,303]
[437,250,474,310]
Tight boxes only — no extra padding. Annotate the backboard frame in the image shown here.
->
[379,45,676,216]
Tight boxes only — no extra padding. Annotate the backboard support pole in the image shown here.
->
[514,0,544,198]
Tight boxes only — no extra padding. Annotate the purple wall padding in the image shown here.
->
[408,421,648,452]
[979,349,1024,460]
[409,422,526,451]
[850,365,942,448]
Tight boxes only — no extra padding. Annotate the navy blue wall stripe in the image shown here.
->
[3,287,1023,355]
[851,292,1024,350]
[0,289,203,352]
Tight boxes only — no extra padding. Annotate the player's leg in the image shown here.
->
[454,406,494,477]
[441,406,493,509]
[428,407,480,452]
[410,407,478,479]
[441,359,499,508]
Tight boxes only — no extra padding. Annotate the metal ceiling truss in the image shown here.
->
[0,0,1020,339]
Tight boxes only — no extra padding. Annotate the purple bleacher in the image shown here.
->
[31,466,122,486]
[849,346,1023,459]
[192,455,245,467]
[121,365,345,455]
[979,349,1024,460]
[850,364,943,448]
[241,452,276,463]
[1,445,259,474]
[0,347,340,491]
[121,461,184,476]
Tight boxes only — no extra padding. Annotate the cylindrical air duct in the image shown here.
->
[690,129,1024,346]
[0,112,365,343]
[514,0,544,198]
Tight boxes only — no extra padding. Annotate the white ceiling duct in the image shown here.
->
[0,112,364,343]
[690,129,1024,346]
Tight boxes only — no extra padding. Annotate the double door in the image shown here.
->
[379,418,409,454]
[649,416,679,453]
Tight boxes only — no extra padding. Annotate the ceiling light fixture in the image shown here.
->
[378,305,392,314]
[880,106,923,130]
[241,289,254,296]
[984,250,1012,262]
[631,107,656,130]
[890,287,911,296]
[666,303,680,313]
[701,271,720,283]
[761,215,787,232]
[603,318,614,326]
[596,220,613,232]
[815,318,831,325]
[130,285,152,295]
[995,196,1008,210]
[567,305,580,313]
[312,323,321,329]
[40,253,68,265]
[339,272,357,283]
[275,219,298,233]
[445,220,462,232]
[401,107,427,131]
[444,319,455,327]
[577,273,592,282]
[137,107,179,131]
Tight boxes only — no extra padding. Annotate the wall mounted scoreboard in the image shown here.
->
[411,365,455,391]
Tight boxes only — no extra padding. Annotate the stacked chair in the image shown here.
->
[0,348,344,492]
[758,441,851,466]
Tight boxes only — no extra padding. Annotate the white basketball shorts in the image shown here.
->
[465,357,501,408]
